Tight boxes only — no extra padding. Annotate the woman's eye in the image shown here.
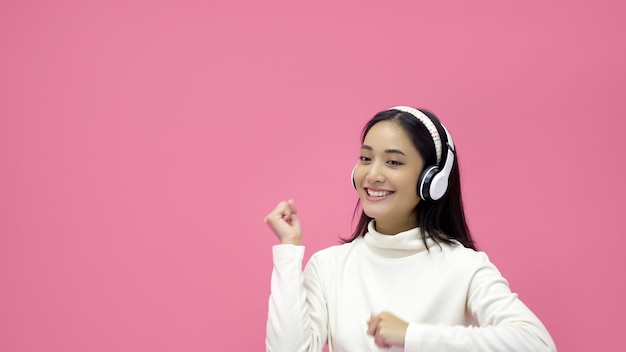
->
[359,156,371,162]
[388,160,403,166]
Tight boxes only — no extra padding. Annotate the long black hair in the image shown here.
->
[344,108,476,250]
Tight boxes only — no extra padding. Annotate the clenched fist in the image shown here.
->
[264,199,302,245]
[367,311,409,348]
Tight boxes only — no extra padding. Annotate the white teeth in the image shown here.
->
[367,189,392,197]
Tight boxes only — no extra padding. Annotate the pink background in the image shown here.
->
[1,0,625,351]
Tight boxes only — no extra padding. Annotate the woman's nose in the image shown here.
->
[365,162,385,184]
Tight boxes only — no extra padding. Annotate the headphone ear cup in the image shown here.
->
[351,165,357,189]
[429,171,449,201]
[428,147,455,201]
[418,165,438,201]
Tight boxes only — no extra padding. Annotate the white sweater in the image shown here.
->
[266,221,556,352]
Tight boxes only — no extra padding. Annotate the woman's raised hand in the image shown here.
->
[264,199,302,245]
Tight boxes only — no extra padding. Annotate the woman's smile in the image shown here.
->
[365,188,395,200]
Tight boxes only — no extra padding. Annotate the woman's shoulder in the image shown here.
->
[436,241,494,266]
[307,237,364,265]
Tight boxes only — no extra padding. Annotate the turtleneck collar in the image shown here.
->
[363,220,435,259]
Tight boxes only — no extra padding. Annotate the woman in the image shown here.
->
[264,106,556,351]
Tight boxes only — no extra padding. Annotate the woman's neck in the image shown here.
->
[373,217,418,235]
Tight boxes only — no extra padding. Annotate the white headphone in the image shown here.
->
[352,106,456,201]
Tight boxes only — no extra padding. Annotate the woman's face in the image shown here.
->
[353,120,424,235]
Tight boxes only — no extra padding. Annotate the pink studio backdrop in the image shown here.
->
[1,1,625,351]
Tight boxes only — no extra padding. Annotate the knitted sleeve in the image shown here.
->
[404,253,557,352]
[266,245,327,352]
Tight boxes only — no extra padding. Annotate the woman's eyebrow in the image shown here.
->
[361,145,406,156]
[384,149,406,156]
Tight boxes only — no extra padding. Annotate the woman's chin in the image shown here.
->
[361,207,384,221]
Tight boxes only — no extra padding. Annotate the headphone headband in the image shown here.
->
[389,106,444,164]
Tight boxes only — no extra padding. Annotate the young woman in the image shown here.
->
[264,106,556,352]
